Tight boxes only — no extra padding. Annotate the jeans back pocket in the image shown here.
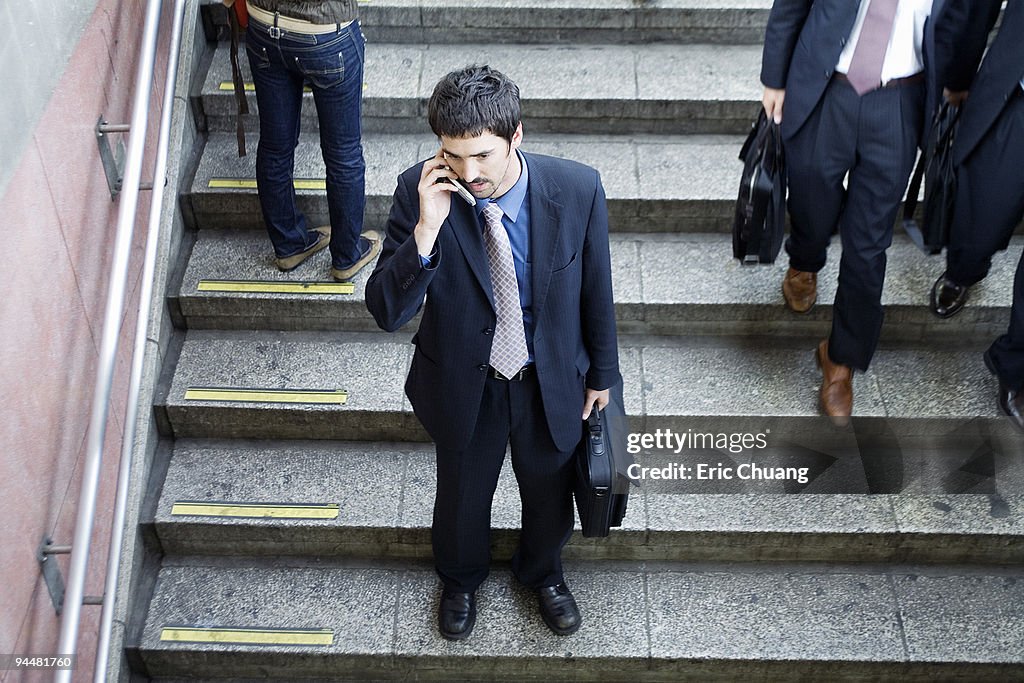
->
[294,50,345,89]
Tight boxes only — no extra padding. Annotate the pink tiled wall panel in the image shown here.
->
[0,0,173,679]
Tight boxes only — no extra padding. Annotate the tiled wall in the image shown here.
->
[0,0,98,197]
[0,0,173,679]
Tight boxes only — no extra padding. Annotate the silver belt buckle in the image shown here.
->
[268,25,283,39]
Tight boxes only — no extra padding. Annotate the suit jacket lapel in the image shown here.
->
[528,155,563,326]
[447,195,494,306]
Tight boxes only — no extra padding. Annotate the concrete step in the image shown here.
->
[190,130,938,235]
[176,228,1022,343]
[139,559,1024,680]
[155,438,1024,564]
[159,330,1022,442]
[358,0,773,45]
[199,41,763,135]
[188,131,748,234]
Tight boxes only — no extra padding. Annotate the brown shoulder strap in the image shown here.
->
[228,8,249,157]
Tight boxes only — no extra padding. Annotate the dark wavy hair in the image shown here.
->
[427,65,521,144]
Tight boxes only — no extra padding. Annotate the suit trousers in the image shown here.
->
[432,368,576,592]
[990,248,1024,391]
[945,89,1024,391]
[785,77,924,371]
[945,89,1024,288]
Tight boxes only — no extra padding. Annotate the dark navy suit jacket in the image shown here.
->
[365,152,620,453]
[760,0,945,142]
[933,0,1024,165]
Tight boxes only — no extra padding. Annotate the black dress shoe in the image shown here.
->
[930,273,969,318]
[438,589,476,640]
[984,350,1024,432]
[536,583,581,636]
[996,383,1024,432]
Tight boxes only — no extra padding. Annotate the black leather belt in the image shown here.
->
[489,365,533,381]
[834,71,925,89]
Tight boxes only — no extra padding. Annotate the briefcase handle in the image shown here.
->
[584,407,606,456]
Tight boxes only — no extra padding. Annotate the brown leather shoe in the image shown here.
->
[782,267,817,313]
[816,340,852,426]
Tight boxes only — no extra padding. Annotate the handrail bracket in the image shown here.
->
[96,117,128,199]
[38,536,68,615]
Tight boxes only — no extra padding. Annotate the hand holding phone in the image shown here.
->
[415,153,466,257]
[439,175,477,206]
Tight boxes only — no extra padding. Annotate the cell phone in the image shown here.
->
[438,175,476,206]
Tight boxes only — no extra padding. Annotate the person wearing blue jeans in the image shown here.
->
[245,0,381,279]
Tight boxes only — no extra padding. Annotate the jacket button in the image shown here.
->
[477,364,488,371]
[482,328,493,335]
[824,69,832,78]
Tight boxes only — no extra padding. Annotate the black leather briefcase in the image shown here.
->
[903,102,960,254]
[573,388,630,538]
[732,110,787,264]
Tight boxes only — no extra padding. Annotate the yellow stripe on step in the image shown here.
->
[160,626,334,646]
[183,387,348,404]
[170,501,340,519]
[217,82,312,93]
[207,178,326,190]
[197,280,354,295]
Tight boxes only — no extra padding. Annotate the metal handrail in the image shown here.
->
[93,1,188,679]
[55,0,186,680]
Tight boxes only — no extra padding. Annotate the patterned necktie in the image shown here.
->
[481,201,529,379]
[845,0,900,96]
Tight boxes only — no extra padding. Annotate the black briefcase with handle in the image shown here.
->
[902,101,960,254]
[573,384,631,538]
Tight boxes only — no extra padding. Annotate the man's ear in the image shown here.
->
[510,122,524,151]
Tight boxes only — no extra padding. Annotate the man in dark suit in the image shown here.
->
[927,0,1024,430]
[760,0,939,423]
[365,65,620,639]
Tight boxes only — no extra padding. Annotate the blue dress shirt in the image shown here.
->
[418,151,534,361]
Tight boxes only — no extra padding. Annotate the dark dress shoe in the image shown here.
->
[438,589,476,640]
[536,583,581,635]
[984,350,1024,432]
[996,383,1024,432]
[930,273,969,318]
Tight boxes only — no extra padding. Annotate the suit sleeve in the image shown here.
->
[760,0,813,89]
[933,0,1001,91]
[580,171,620,391]
[364,168,440,333]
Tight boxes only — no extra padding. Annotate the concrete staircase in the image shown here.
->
[130,1,1024,680]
